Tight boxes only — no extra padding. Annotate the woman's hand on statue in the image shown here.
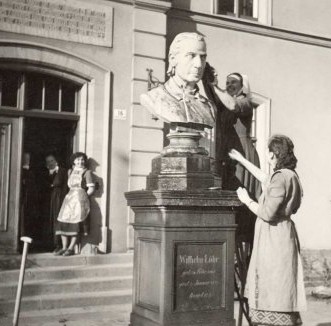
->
[236,187,251,205]
[229,149,244,163]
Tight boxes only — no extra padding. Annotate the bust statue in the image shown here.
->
[140,32,216,129]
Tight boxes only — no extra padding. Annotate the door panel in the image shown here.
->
[0,122,11,231]
[0,116,22,253]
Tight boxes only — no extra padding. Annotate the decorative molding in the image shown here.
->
[0,108,80,120]
[168,8,331,49]
[250,92,271,173]
[112,0,133,5]
[130,173,148,177]
[0,122,11,231]
[131,149,161,154]
[132,125,163,131]
[133,53,166,61]
[134,29,166,37]
[134,0,171,13]
[0,40,109,73]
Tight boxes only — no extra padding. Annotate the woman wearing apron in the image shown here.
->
[55,152,95,256]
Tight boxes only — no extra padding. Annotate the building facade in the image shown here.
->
[0,0,330,254]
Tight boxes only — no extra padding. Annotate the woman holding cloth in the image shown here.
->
[229,134,306,326]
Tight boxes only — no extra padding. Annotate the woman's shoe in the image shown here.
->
[54,248,66,256]
[63,249,75,256]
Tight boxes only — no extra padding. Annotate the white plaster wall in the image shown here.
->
[273,0,331,38]
[168,17,331,250]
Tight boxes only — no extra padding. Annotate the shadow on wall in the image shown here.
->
[80,157,103,254]
[175,0,191,10]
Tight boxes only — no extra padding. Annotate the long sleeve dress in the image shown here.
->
[246,169,307,326]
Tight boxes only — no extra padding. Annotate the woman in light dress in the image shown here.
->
[55,152,95,256]
[229,135,306,326]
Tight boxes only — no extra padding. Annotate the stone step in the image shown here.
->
[0,275,133,299]
[0,252,133,271]
[0,289,132,314]
[0,302,249,326]
[0,262,133,283]
[0,303,132,326]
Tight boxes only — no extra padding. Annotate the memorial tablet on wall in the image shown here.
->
[174,242,225,312]
[0,0,113,47]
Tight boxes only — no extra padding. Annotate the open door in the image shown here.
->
[22,117,76,252]
[0,116,22,253]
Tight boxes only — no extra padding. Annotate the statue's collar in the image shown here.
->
[165,77,201,100]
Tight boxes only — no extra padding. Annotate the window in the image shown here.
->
[25,73,79,113]
[214,0,258,20]
[250,93,271,173]
[213,0,272,24]
[0,71,20,108]
[0,70,80,113]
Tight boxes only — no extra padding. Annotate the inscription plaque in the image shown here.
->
[174,242,224,312]
[0,0,113,47]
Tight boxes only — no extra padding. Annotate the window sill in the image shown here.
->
[212,12,258,23]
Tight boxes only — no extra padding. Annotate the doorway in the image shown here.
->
[21,117,77,252]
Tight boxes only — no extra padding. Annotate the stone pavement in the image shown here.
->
[1,298,330,326]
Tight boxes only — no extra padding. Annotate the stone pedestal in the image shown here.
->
[125,129,241,326]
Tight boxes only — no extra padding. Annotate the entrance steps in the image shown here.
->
[0,252,133,324]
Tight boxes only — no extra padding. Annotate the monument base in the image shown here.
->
[129,312,235,326]
[126,126,241,326]
[125,190,240,326]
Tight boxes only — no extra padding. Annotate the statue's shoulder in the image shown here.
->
[141,84,168,102]
[140,84,174,112]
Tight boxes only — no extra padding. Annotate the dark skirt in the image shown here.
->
[56,217,89,236]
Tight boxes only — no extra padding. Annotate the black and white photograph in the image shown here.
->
[0,0,331,325]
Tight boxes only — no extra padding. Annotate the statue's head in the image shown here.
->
[167,33,207,87]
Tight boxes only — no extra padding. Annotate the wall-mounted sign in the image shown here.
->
[114,109,127,120]
[0,0,113,47]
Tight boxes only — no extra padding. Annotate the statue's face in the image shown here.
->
[171,38,207,86]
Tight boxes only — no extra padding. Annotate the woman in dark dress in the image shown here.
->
[44,153,68,252]
[203,66,261,242]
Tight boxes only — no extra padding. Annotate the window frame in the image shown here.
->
[212,0,273,25]
[0,69,82,121]
[250,92,271,173]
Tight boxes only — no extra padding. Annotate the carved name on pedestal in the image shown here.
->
[174,243,225,312]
